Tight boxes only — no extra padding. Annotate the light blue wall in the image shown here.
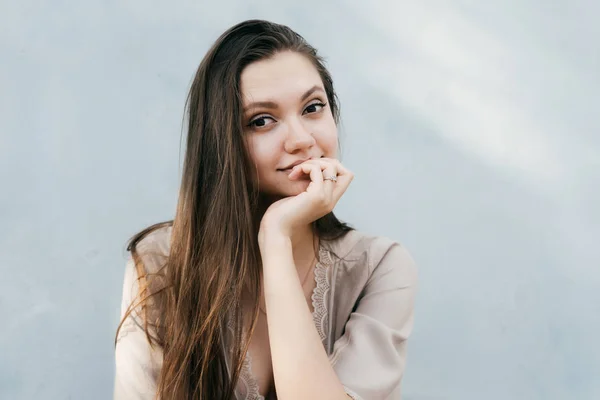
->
[1,1,598,399]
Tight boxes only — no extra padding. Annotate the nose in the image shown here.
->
[283,118,316,153]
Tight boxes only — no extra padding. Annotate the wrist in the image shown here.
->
[259,214,292,239]
[258,226,292,252]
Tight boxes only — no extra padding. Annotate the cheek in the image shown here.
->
[316,120,339,157]
[247,135,279,175]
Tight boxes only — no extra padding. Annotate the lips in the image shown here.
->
[277,158,310,171]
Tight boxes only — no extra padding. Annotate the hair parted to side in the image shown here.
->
[115,19,353,399]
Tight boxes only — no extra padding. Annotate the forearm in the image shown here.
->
[260,233,347,400]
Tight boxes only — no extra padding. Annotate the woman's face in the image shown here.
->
[241,51,338,198]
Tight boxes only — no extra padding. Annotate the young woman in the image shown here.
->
[114,19,417,400]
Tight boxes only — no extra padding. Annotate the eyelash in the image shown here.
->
[247,101,327,129]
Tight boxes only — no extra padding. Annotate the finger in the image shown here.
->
[287,159,349,201]
[305,158,351,185]
[288,158,336,175]
[318,158,351,177]
[293,162,324,193]
[288,158,349,200]
[293,159,339,207]
[288,161,325,180]
[318,158,353,201]
[287,158,325,178]
[320,163,338,202]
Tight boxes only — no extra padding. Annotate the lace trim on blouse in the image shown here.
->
[312,246,333,343]
[234,246,333,400]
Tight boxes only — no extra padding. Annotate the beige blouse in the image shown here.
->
[114,226,418,400]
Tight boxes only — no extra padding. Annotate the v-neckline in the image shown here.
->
[234,245,333,400]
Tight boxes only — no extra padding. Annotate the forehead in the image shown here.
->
[240,51,323,104]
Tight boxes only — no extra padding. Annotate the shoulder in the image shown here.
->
[129,224,173,274]
[322,229,414,269]
[120,224,173,328]
[134,224,172,256]
[321,229,417,282]
[121,224,172,306]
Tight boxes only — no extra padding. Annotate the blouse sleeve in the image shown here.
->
[329,241,418,400]
[113,258,162,400]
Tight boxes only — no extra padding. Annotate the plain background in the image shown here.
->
[1,1,599,399]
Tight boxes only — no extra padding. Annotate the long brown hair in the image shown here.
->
[116,19,353,399]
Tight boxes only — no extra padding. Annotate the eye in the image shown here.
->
[303,101,327,115]
[248,115,276,129]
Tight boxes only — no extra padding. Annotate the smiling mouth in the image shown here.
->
[277,168,310,180]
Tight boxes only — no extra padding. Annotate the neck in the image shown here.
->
[290,222,318,270]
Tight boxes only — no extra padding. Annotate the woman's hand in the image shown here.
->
[258,158,353,243]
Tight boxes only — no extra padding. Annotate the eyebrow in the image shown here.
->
[243,85,325,112]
